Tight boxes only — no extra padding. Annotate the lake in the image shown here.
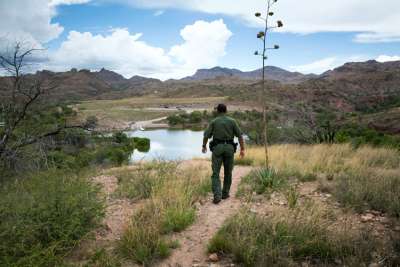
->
[126,129,212,162]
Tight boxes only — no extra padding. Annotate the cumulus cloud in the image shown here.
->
[113,0,400,43]
[169,19,232,76]
[47,20,232,79]
[290,55,368,74]
[376,55,400,63]
[0,0,63,47]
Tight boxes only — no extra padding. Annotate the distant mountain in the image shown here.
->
[182,66,316,84]
[95,68,126,87]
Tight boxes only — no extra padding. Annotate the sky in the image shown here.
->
[1,0,400,80]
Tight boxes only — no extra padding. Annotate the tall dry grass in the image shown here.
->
[238,144,400,216]
[209,202,390,266]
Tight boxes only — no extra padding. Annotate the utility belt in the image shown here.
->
[209,139,238,153]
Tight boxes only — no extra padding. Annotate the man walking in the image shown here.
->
[202,104,245,204]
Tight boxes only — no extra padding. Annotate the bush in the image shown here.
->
[133,137,150,152]
[0,170,104,266]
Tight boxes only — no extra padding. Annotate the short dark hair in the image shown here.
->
[216,103,227,113]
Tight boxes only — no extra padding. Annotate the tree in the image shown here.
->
[254,0,283,167]
[0,42,95,170]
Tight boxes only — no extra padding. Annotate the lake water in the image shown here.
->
[126,129,212,162]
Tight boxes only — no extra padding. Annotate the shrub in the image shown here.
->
[0,170,104,266]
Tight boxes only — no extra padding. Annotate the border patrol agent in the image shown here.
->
[202,104,245,204]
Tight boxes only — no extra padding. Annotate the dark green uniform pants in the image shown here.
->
[211,144,235,199]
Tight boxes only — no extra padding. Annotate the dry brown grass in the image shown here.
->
[238,144,400,216]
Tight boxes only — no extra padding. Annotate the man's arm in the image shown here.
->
[202,120,213,153]
[202,137,208,153]
[233,120,245,158]
[238,135,245,157]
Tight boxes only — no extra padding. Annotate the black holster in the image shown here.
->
[209,139,238,153]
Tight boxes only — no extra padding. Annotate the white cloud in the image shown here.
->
[376,55,400,63]
[49,0,91,6]
[47,20,232,79]
[48,29,173,78]
[290,57,338,74]
[0,0,63,47]
[290,55,368,74]
[153,10,164,16]
[169,19,232,76]
[113,0,400,43]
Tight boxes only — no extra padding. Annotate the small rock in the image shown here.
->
[301,262,310,267]
[209,253,219,262]
[250,208,258,214]
[379,216,390,224]
[193,258,200,263]
[334,259,342,265]
[368,263,380,267]
[194,202,201,210]
[394,226,400,232]
[361,213,374,223]
[370,210,381,216]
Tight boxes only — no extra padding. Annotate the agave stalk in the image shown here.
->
[254,0,283,167]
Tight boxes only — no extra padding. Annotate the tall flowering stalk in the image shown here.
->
[254,0,283,167]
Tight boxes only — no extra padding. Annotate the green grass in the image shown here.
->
[112,161,177,200]
[208,205,386,267]
[117,161,211,265]
[329,170,400,216]
[0,170,104,266]
[237,167,288,197]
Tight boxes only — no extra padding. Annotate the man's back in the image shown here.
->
[204,115,242,141]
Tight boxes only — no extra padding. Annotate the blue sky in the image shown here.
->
[1,0,400,79]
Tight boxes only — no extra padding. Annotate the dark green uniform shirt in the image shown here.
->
[204,115,242,140]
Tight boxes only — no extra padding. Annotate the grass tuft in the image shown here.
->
[209,204,387,266]
[237,167,287,197]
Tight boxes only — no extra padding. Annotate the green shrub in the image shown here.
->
[133,137,150,152]
[0,170,104,266]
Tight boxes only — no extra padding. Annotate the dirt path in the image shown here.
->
[157,166,252,267]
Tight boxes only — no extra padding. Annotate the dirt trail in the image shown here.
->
[157,166,252,267]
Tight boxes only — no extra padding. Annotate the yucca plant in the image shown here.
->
[254,0,284,167]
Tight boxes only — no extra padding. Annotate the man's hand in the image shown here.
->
[202,146,207,154]
[239,149,245,159]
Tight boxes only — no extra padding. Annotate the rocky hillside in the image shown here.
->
[182,66,315,84]
[1,60,399,123]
